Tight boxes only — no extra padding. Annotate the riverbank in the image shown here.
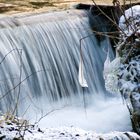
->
[0,114,139,140]
[0,0,139,15]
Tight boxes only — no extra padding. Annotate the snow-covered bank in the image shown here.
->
[119,5,140,38]
[102,4,140,138]
[117,5,140,135]
[0,115,139,140]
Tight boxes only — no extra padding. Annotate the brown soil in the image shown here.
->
[0,0,139,15]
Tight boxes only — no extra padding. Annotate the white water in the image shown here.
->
[0,10,131,132]
[36,96,131,133]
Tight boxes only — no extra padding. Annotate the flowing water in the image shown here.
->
[0,10,131,132]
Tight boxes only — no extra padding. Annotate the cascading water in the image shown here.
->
[0,10,131,132]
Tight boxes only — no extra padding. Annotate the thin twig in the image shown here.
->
[34,106,67,125]
[0,48,22,65]
[80,36,90,117]
[91,0,127,36]
[123,46,134,63]
[12,49,23,116]
[0,69,50,100]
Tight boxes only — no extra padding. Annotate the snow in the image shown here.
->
[117,4,140,135]
[0,118,139,140]
[117,5,140,98]
[119,5,140,38]
[118,55,140,98]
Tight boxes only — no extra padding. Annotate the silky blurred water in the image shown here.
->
[0,10,131,132]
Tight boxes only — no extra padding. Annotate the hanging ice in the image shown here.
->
[78,53,88,88]
[103,46,121,93]
[103,48,111,78]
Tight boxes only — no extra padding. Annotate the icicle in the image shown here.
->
[103,47,111,79]
[78,48,88,88]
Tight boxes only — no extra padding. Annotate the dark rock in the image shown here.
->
[60,132,65,135]
[75,134,80,136]
[0,135,6,139]
[8,127,15,131]
[13,138,21,140]
[38,128,43,133]
[76,3,91,10]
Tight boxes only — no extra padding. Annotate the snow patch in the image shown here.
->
[119,5,140,38]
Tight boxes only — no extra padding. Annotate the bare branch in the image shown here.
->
[91,0,127,36]
[0,69,50,100]
[34,106,67,125]
[0,48,22,65]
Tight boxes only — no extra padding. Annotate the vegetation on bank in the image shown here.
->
[116,5,140,134]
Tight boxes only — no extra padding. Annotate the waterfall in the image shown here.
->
[0,10,131,132]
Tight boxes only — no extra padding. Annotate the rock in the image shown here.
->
[130,92,140,134]
[38,128,43,133]
[0,135,6,139]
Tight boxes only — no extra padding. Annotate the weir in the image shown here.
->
[0,10,130,132]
